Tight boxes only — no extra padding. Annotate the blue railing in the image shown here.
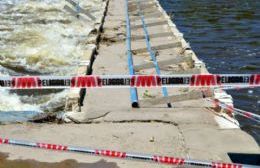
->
[136,0,172,108]
[125,0,139,107]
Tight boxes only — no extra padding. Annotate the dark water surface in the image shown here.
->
[159,0,260,142]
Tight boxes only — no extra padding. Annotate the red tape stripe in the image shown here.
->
[153,156,185,165]
[131,75,161,87]
[244,112,252,118]
[71,76,102,88]
[250,74,260,85]
[95,150,126,158]
[212,162,242,168]
[191,75,221,86]
[37,143,67,151]
[0,138,9,144]
[11,77,41,89]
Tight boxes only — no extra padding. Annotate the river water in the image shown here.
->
[0,0,104,113]
[159,0,260,143]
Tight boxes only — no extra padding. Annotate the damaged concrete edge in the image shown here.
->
[65,0,110,113]
[63,108,217,125]
[153,0,208,73]
[153,0,237,128]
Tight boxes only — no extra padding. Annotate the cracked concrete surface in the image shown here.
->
[0,123,187,168]
[63,0,259,165]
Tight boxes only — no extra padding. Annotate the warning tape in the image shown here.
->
[210,99,260,123]
[0,74,259,89]
[0,137,258,168]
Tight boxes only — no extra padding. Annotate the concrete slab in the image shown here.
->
[0,123,184,168]
[180,124,260,161]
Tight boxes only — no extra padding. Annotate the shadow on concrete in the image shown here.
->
[0,152,120,168]
[228,153,260,166]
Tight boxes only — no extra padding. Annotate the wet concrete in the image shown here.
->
[0,152,119,168]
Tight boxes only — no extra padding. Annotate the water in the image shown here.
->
[0,0,104,114]
[159,0,260,143]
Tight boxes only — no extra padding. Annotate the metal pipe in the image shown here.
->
[125,0,139,108]
[136,0,172,108]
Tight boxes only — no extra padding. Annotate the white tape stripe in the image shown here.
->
[0,74,259,89]
[0,74,257,79]
[1,137,259,167]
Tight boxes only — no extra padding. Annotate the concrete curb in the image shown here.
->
[65,0,110,112]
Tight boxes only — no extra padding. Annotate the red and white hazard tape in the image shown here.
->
[210,99,260,123]
[0,74,259,89]
[0,137,258,168]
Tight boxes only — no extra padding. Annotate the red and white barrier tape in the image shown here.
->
[0,137,258,168]
[0,74,259,89]
[210,99,260,123]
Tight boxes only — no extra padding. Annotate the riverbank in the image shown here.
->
[0,0,259,167]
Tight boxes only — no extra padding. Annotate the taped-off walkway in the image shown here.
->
[60,1,260,165]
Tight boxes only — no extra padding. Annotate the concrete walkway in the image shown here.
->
[63,0,259,164]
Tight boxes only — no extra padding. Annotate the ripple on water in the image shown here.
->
[159,0,260,142]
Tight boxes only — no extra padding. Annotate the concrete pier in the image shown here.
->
[63,0,259,162]
[0,0,259,167]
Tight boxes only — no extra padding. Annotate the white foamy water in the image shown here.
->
[0,0,105,113]
[0,90,40,111]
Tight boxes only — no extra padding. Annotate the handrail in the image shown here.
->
[125,0,139,108]
[136,0,172,108]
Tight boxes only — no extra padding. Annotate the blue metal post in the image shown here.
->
[125,0,139,108]
[137,1,172,108]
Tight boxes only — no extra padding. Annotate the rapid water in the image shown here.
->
[159,0,260,142]
[0,0,105,113]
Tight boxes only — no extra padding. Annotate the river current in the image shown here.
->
[0,0,104,113]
